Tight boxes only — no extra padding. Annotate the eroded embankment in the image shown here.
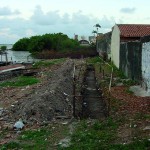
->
[2,59,74,124]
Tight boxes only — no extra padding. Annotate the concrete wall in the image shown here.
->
[120,42,142,81]
[111,25,120,68]
[142,41,150,90]
[96,32,111,59]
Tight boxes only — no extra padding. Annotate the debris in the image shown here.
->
[14,119,24,130]
[58,137,71,148]
[143,126,150,131]
[62,121,68,125]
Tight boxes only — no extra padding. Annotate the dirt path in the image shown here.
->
[82,65,106,119]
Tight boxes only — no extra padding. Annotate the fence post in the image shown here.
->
[73,64,76,117]
[99,64,101,73]
[103,69,104,78]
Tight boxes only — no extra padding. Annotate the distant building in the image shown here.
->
[74,34,90,46]
[79,40,90,46]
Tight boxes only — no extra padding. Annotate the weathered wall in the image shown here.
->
[111,25,120,68]
[96,32,111,60]
[120,41,142,81]
[141,36,150,90]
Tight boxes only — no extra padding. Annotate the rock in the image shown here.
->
[14,119,24,130]
[58,137,71,148]
[143,126,150,130]
[62,121,68,125]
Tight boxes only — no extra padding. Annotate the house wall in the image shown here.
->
[142,41,150,90]
[96,32,111,59]
[120,42,142,81]
[111,25,120,68]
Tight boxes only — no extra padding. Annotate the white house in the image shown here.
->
[111,24,150,68]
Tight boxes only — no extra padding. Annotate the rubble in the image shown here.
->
[1,59,76,125]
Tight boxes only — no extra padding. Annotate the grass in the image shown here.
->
[0,124,69,150]
[123,79,137,86]
[0,76,39,87]
[126,88,134,94]
[32,58,66,68]
[86,56,102,64]
[58,118,150,150]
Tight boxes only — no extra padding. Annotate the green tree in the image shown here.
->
[0,46,7,62]
[13,38,30,51]
[92,30,97,37]
[0,46,7,51]
[94,23,101,34]
[12,33,80,54]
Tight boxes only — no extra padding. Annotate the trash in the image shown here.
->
[14,119,24,130]
[143,126,150,130]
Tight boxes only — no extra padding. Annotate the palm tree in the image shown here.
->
[92,30,97,37]
[94,23,101,35]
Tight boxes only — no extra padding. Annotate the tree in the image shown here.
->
[0,46,7,51]
[0,46,7,62]
[13,38,30,51]
[94,23,101,34]
[92,30,97,37]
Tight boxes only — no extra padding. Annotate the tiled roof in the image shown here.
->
[117,24,150,37]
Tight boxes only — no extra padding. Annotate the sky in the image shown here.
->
[0,0,150,44]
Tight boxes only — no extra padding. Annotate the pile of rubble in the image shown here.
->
[0,59,75,125]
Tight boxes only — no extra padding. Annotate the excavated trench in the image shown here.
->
[81,64,107,119]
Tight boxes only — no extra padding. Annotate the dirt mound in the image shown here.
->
[3,59,74,123]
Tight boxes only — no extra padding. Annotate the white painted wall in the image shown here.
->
[111,25,120,68]
[142,42,150,90]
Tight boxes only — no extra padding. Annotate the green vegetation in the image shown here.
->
[86,56,102,64]
[0,45,7,51]
[59,118,150,150]
[12,33,79,53]
[0,76,39,87]
[32,58,65,68]
[123,79,137,86]
[0,124,69,150]
[125,88,134,94]
[12,33,97,59]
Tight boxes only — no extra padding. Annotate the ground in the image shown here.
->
[0,57,150,149]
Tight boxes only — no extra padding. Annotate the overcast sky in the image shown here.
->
[0,0,150,44]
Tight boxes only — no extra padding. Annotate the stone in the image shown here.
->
[143,126,150,130]
[14,119,24,130]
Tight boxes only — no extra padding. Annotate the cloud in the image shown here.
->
[31,6,61,25]
[0,7,20,16]
[0,6,117,43]
[120,7,136,14]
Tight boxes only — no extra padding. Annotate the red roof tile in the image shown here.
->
[117,24,150,37]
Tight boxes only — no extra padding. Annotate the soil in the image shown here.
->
[0,58,150,146]
[81,64,107,119]
[0,59,85,126]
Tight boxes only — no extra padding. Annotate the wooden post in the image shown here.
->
[5,52,8,65]
[73,64,76,117]
[99,64,101,73]
[103,69,104,78]
[73,77,76,117]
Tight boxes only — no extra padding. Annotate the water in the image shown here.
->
[0,44,38,63]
